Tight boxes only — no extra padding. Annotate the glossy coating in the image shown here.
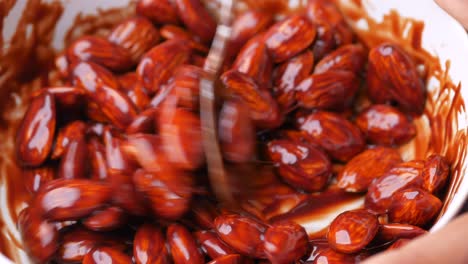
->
[314,44,366,74]
[83,207,127,232]
[136,0,180,25]
[264,221,310,264]
[174,0,216,44]
[422,154,450,193]
[51,120,86,159]
[194,230,236,259]
[167,224,204,264]
[312,248,367,264]
[133,224,171,264]
[83,246,132,264]
[23,166,55,194]
[58,136,87,179]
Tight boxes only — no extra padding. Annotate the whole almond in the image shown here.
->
[86,138,106,183]
[160,25,209,53]
[167,224,204,264]
[388,188,442,226]
[109,17,161,63]
[273,50,314,111]
[34,179,112,221]
[267,139,332,192]
[174,0,216,44]
[314,44,366,74]
[72,62,137,130]
[137,40,191,92]
[265,15,316,63]
[295,70,360,111]
[356,104,416,146]
[67,36,133,72]
[194,230,236,259]
[171,65,204,110]
[16,92,56,166]
[57,136,88,179]
[136,0,180,25]
[327,209,379,254]
[365,160,425,214]
[337,147,402,192]
[82,206,126,232]
[264,221,310,264]
[422,154,450,193]
[214,214,267,258]
[134,224,171,264]
[296,111,365,161]
[367,43,426,114]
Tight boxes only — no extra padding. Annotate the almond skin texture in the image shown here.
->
[136,0,180,25]
[273,50,314,111]
[194,230,237,259]
[174,0,216,44]
[296,111,365,162]
[365,160,425,214]
[367,43,426,115]
[133,224,171,264]
[295,70,360,111]
[232,34,274,88]
[221,69,282,128]
[33,179,112,221]
[137,40,191,92]
[422,154,450,193]
[267,139,332,192]
[72,62,137,130]
[337,147,402,192]
[265,15,316,63]
[356,104,416,146]
[18,207,59,263]
[214,214,267,258]
[219,99,256,163]
[83,246,132,264]
[67,36,133,72]
[167,224,204,264]
[314,44,366,74]
[388,188,442,226]
[313,248,368,264]
[327,209,379,254]
[264,221,310,264]
[16,92,56,167]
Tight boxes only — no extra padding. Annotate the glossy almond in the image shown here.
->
[174,0,216,44]
[107,170,147,216]
[167,224,204,264]
[337,147,402,192]
[16,92,56,166]
[227,10,273,61]
[214,214,267,258]
[136,0,180,25]
[72,62,137,129]
[295,70,359,111]
[422,154,450,193]
[134,224,171,264]
[356,104,416,146]
[310,20,335,60]
[126,108,157,134]
[34,179,112,221]
[109,17,161,63]
[267,139,332,192]
[18,207,58,262]
[121,134,163,172]
[296,111,365,161]
[365,160,425,214]
[219,99,256,163]
[160,25,209,53]
[67,36,133,72]
[367,43,426,114]
[273,50,314,111]
[388,188,442,226]
[327,209,379,254]
[265,15,316,63]
[314,44,366,74]
[103,128,136,174]
[83,246,132,264]
[221,69,282,128]
[194,230,236,259]
[52,120,86,159]
[58,136,88,179]
[88,137,108,180]
[23,166,56,193]
[137,40,191,92]
[159,105,205,170]
[264,221,310,264]
[313,248,367,264]
[83,206,126,231]
[171,65,204,110]
[232,34,273,88]
[133,168,193,220]
[208,254,245,264]
[375,223,427,242]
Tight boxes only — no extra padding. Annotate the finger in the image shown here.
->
[363,213,468,264]
[435,0,468,29]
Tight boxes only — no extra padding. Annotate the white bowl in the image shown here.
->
[0,0,466,263]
